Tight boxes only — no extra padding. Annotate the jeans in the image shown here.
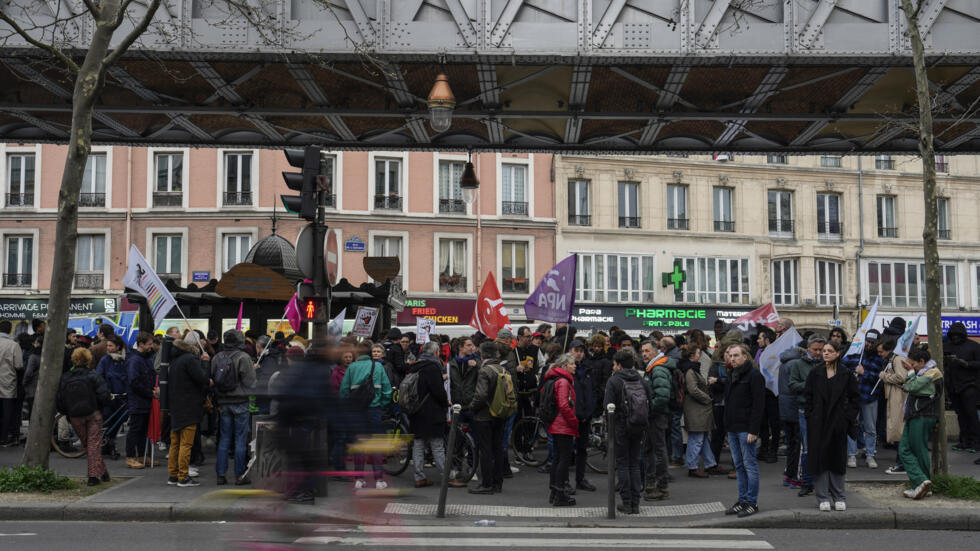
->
[502,413,516,461]
[847,399,879,458]
[216,402,250,479]
[167,424,196,481]
[899,417,937,486]
[728,431,759,505]
[126,412,149,458]
[643,413,669,488]
[797,409,813,486]
[550,434,574,492]
[473,418,507,489]
[668,410,683,462]
[412,436,446,482]
[614,425,643,506]
[353,407,384,481]
[685,432,717,470]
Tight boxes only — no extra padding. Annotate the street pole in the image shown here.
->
[311,189,329,347]
[437,404,462,519]
[606,403,616,519]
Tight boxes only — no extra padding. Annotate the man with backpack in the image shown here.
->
[402,341,450,488]
[640,339,672,500]
[211,329,256,485]
[466,340,516,495]
[340,341,393,490]
[605,349,651,514]
[659,336,685,467]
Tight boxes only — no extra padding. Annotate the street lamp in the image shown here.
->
[427,73,456,133]
[459,161,479,205]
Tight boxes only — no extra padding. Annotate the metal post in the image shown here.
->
[437,404,462,519]
[606,403,616,519]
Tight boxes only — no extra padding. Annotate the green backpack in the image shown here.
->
[488,364,518,419]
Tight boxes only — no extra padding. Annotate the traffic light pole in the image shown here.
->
[311,191,331,348]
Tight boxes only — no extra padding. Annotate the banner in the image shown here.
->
[328,308,347,340]
[121,244,178,330]
[470,272,511,339]
[352,306,379,338]
[523,255,576,323]
[284,293,301,334]
[731,303,779,331]
[846,296,880,358]
[894,313,922,358]
[416,318,436,344]
[757,326,802,396]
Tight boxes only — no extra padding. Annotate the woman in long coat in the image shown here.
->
[804,340,859,512]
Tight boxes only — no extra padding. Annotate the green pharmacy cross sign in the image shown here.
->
[662,262,687,294]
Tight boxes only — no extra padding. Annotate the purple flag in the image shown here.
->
[524,255,577,323]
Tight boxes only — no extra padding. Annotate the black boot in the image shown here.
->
[553,490,576,507]
[631,502,640,515]
[549,488,558,504]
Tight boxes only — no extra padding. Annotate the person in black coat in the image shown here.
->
[409,342,450,487]
[722,344,765,518]
[944,322,980,451]
[803,340,859,511]
[167,335,210,485]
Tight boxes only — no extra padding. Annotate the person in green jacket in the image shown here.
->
[640,339,672,500]
[900,346,944,500]
[340,341,393,490]
[786,334,826,496]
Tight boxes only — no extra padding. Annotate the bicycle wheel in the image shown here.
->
[450,429,477,483]
[585,419,609,474]
[510,417,549,467]
[51,413,85,459]
[380,417,411,476]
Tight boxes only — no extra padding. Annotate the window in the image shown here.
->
[713,187,734,232]
[501,163,528,216]
[374,157,402,210]
[875,155,894,170]
[80,153,106,207]
[153,152,182,207]
[223,234,252,273]
[501,241,529,293]
[75,234,105,289]
[3,236,32,287]
[438,160,466,214]
[575,253,655,303]
[816,193,842,239]
[154,235,182,281]
[6,153,35,206]
[937,197,951,240]
[224,152,252,206]
[767,190,794,236]
[820,155,842,168]
[771,259,799,306]
[935,155,949,173]
[877,195,897,237]
[438,238,467,292]
[767,154,787,164]
[618,182,640,228]
[568,179,590,225]
[372,235,404,286]
[676,257,750,304]
[868,261,957,308]
[666,185,688,230]
[320,155,337,208]
[815,260,843,306]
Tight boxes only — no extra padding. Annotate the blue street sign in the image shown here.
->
[192,271,211,282]
[345,236,366,252]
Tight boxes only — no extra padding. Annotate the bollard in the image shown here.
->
[437,404,462,519]
[606,403,616,519]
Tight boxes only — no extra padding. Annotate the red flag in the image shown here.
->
[470,272,511,338]
[732,303,780,331]
[285,293,301,333]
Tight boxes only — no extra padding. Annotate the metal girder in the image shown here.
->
[106,66,213,141]
[694,0,733,49]
[4,109,68,138]
[638,65,691,146]
[865,125,906,148]
[564,64,592,144]
[445,0,478,47]
[476,63,505,143]
[608,67,697,110]
[189,61,282,142]
[944,124,980,148]
[285,62,357,141]
[917,0,949,37]
[345,0,378,45]
[798,0,838,49]
[789,66,890,146]
[932,65,980,112]
[490,0,524,47]
[715,66,788,146]
[378,62,429,143]
[592,0,626,48]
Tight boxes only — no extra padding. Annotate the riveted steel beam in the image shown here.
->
[789,66,890,146]
[716,66,788,146]
[285,62,357,141]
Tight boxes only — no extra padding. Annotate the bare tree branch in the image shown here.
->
[103,0,162,67]
[80,0,101,18]
[0,9,79,71]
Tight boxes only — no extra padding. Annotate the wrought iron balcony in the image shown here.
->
[374,195,402,210]
[875,158,895,170]
[936,161,949,173]
[820,156,841,168]
[502,201,528,216]
[79,193,105,207]
[439,198,466,214]
[74,273,104,289]
[5,192,33,206]
[938,229,951,240]
[152,191,182,207]
[818,221,842,239]
[714,220,735,232]
[878,226,898,238]
[568,214,591,226]
[223,191,252,206]
[667,218,689,230]
[2,273,31,287]
[768,219,794,234]
[619,216,641,228]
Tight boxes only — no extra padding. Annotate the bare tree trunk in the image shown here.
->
[900,0,947,477]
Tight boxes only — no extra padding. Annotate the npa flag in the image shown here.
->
[284,293,302,334]
[524,255,576,323]
[758,326,802,395]
[470,272,511,339]
[121,245,178,330]
[732,303,780,331]
[846,296,880,358]
[894,313,922,358]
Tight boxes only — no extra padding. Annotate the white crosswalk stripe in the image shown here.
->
[295,525,774,549]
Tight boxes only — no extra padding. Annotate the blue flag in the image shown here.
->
[523,255,576,323]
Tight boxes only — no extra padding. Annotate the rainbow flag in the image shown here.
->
[122,245,178,330]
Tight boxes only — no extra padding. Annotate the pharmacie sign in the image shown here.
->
[396,297,475,325]
[571,304,755,332]
[0,297,118,319]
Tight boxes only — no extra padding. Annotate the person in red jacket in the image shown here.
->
[544,353,579,506]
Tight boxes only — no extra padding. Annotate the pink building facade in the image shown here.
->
[0,143,555,330]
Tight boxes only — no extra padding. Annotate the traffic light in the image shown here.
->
[281,146,320,220]
[302,298,317,321]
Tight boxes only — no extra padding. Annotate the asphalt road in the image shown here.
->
[2,522,976,551]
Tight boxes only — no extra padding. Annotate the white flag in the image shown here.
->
[758,326,802,396]
[121,245,177,330]
[327,308,346,340]
[894,314,922,358]
[846,297,880,358]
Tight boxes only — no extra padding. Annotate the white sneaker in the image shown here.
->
[819,501,831,512]
[866,457,878,469]
[847,456,857,468]
[157,441,167,452]
[375,480,388,490]
[188,466,199,478]
[912,480,932,500]
[903,488,915,498]
[354,479,366,489]
[510,465,520,474]
[834,501,846,511]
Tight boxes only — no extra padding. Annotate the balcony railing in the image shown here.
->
[374,195,402,210]
[74,273,104,289]
[619,216,641,228]
[714,220,735,232]
[820,156,841,168]
[767,154,787,164]
[79,192,106,207]
[322,193,336,208]
[768,219,794,234]
[878,226,898,238]
[2,273,31,287]
[502,201,528,216]
[152,191,182,207]
[817,220,842,239]
[503,277,529,293]
[936,162,949,173]
[875,159,895,170]
[938,229,951,240]
[439,198,466,214]
[667,218,689,230]
[223,191,252,206]
[5,192,33,206]
[568,214,591,226]
[438,274,467,292]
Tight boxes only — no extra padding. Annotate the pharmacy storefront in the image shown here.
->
[571,304,755,335]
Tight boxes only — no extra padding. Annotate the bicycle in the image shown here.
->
[51,394,128,459]
[510,414,549,467]
[380,410,478,483]
[584,416,609,474]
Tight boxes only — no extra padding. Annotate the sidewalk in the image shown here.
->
[2,440,978,529]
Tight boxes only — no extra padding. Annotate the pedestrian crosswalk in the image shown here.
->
[293,525,774,549]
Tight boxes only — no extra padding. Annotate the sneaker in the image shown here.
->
[87,477,100,487]
[510,465,520,473]
[414,479,434,488]
[177,477,201,487]
[903,488,916,498]
[725,501,745,515]
[847,456,857,468]
[235,476,251,486]
[375,480,388,490]
[885,465,906,475]
[287,490,315,505]
[216,476,227,486]
[537,463,552,474]
[100,471,110,483]
[157,441,167,452]
[866,457,878,469]
[167,477,179,486]
[354,479,366,489]
[798,485,814,497]
[819,501,831,512]
[576,479,597,491]
[911,480,932,500]
[125,457,144,469]
[737,503,759,518]
[834,501,846,511]
[188,466,200,478]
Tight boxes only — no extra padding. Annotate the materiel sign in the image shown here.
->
[363,256,400,282]
[0,297,117,319]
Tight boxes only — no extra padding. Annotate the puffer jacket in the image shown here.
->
[945,322,980,394]
[545,366,578,437]
[643,356,673,415]
[125,348,156,414]
[96,349,128,395]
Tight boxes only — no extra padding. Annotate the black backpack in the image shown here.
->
[620,378,650,434]
[212,351,239,393]
[537,377,559,426]
[348,361,377,409]
[57,370,98,418]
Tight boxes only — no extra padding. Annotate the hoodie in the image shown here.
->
[944,322,980,394]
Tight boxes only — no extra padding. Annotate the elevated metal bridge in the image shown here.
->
[1,0,979,152]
